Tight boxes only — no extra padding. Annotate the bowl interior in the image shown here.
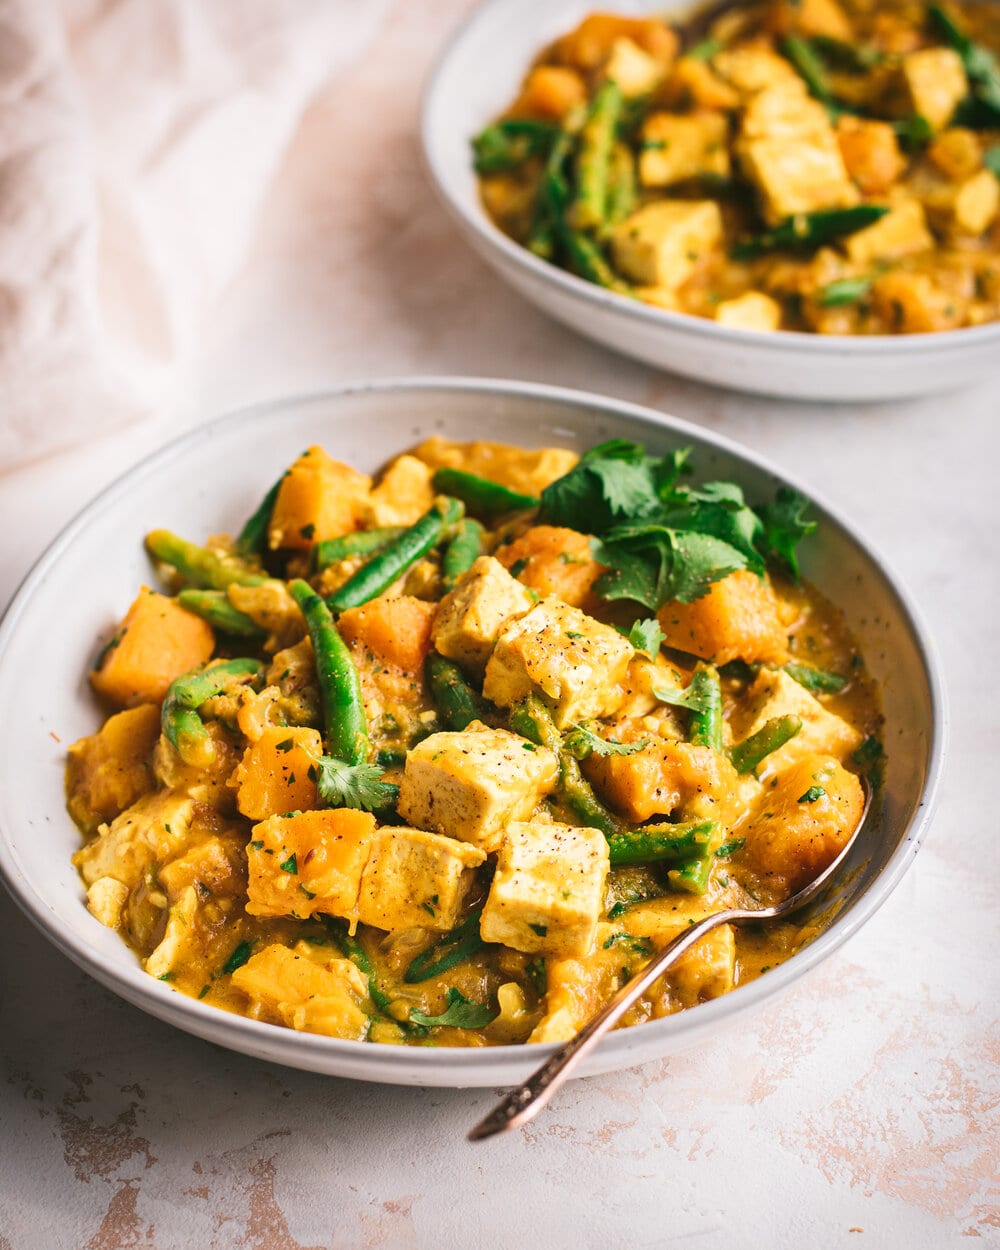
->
[0,380,944,1084]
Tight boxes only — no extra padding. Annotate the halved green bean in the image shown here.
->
[781,35,837,109]
[325,497,463,613]
[730,206,889,260]
[426,653,490,731]
[177,589,266,640]
[607,820,717,866]
[472,118,560,174]
[288,579,368,765]
[784,661,847,693]
[162,658,262,766]
[510,695,621,836]
[528,124,575,258]
[564,230,631,293]
[667,853,717,895]
[687,36,722,60]
[441,519,486,592]
[312,527,406,573]
[729,715,802,775]
[235,475,284,557]
[605,143,636,228]
[432,469,538,519]
[404,908,485,983]
[816,277,872,308]
[146,530,266,590]
[686,665,723,753]
[570,79,623,231]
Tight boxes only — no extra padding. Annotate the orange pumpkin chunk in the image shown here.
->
[268,445,371,551]
[337,594,437,674]
[66,703,161,833]
[656,571,789,666]
[496,525,605,609]
[230,725,323,821]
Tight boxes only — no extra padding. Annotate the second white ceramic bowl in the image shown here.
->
[421,0,1000,401]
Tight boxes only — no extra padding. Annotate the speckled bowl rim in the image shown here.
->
[0,377,948,1086]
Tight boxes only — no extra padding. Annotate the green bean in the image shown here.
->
[325,919,394,1014]
[564,230,631,292]
[146,530,266,590]
[781,35,837,109]
[528,125,575,258]
[687,37,722,60]
[929,5,1000,123]
[730,206,890,260]
[667,853,717,895]
[162,657,262,766]
[426,654,490,731]
[728,715,802,775]
[605,143,636,229]
[570,79,623,231]
[176,589,266,640]
[312,527,406,573]
[288,579,368,765]
[686,665,723,753]
[607,820,717,866]
[472,118,560,174]
[816,277,872,308]
[235,475,284,557]
[510,695,622,836]
[325,497,463,613]
[404,908,485,983]
[432,469,538,519]
[784,661,847,693]
[441,519,486,592]
[807,35,883,71]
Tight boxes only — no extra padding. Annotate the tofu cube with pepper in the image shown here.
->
[898,49,967,133]
[245,808,377,923]
[481,821,610,958]
[398,726,558,853]
[356,826,485,932]
[431,555,536,673]
[844,197,933,264]
[611,200,722,288]
[483,597,634,728]
[740,128,858,222]
[231,942,371,1040]
[639,112,730,187]
[736,668,862,773]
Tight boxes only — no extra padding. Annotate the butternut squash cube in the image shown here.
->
[268,445,371,551]
[552,13,677,72]
[656,570,789,666]
[495,526,605,610]
[246,807,377,922]
[66,702,161,833]
[338,594,437,674]
[230,725,323,821]
[231,942,370,1040]
[509,65,587,120]
[90,587,214,708]
[835,117,906,195]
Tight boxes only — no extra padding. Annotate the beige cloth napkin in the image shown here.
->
[0,0,389,472]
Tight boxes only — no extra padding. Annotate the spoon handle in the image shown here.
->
[467,908,738,1141]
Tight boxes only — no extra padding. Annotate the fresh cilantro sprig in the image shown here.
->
[312,755,399,812]
[562,723,649,760]
[409,988,498,1029]
[540,440,816,608]
[627,616,665,655]
[652,683,716,714]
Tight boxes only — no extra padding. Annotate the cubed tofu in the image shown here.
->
[90,587,215,708]
[86,877,130,929]
[481,821,610,958]
[432,555,535,673]
[660,56,741,111]
[639,112,730,187]
[714,290,782,330]
[246,808,377,923]
[398,726,558,853]
[356,827,485,932]
[736,668,862,772]
[741,128,858,222]
[770,0,854,39]
[621,902,736,1006]
[145,884,200,978]
[73,791,195,889]
[611,200,722,287]
[157,833,245,903]
[495,526,604,610]
[483,597,634,728]
[364,455,435,528]
[836,117,906,195]
[66,703,161,834]
[953,169,1000,235]
[605,36,665,97]
[268,445,371,551]
[898,48,967,132]
[657,570,789,666]
[742,753,864,898]
[740,79,830,142]
[635,285,682,310]
[844,197,934,264]
[230,725,323,821]
[552,14,678,72]
[231,942,370,1040]
[713,46,799,95]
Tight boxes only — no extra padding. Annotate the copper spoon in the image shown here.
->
[468,775,872,1141]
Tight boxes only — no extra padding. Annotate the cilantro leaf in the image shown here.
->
[409,988,498,1029]
[314,755,399,812]
[757,488,817,578]
[563,724,649,760]
[627,617,665,655]
[540,440,658,533]
[653,683,715,714]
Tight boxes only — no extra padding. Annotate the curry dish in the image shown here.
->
[67,438,881,1047]
[474,1,1000,334]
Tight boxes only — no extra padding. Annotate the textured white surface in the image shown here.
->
[0,1,998,1246]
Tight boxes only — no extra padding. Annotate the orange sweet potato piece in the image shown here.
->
[509,65,587,120]
[656,570,789,666]
[66,703,161,833]
[496,525,605,609]
[230,725,324,821]
[91,587,215,708]
[585,733,738,823]
[552,13,678,70]
[268,445,371,551]
[337,594,437,675]
[836,117,905,195]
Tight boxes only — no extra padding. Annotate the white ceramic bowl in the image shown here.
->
[0,379,945,1086]
[422,0,1000,401]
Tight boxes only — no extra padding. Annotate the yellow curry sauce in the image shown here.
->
[475,0,1000,333]
[66,438,881,1048]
